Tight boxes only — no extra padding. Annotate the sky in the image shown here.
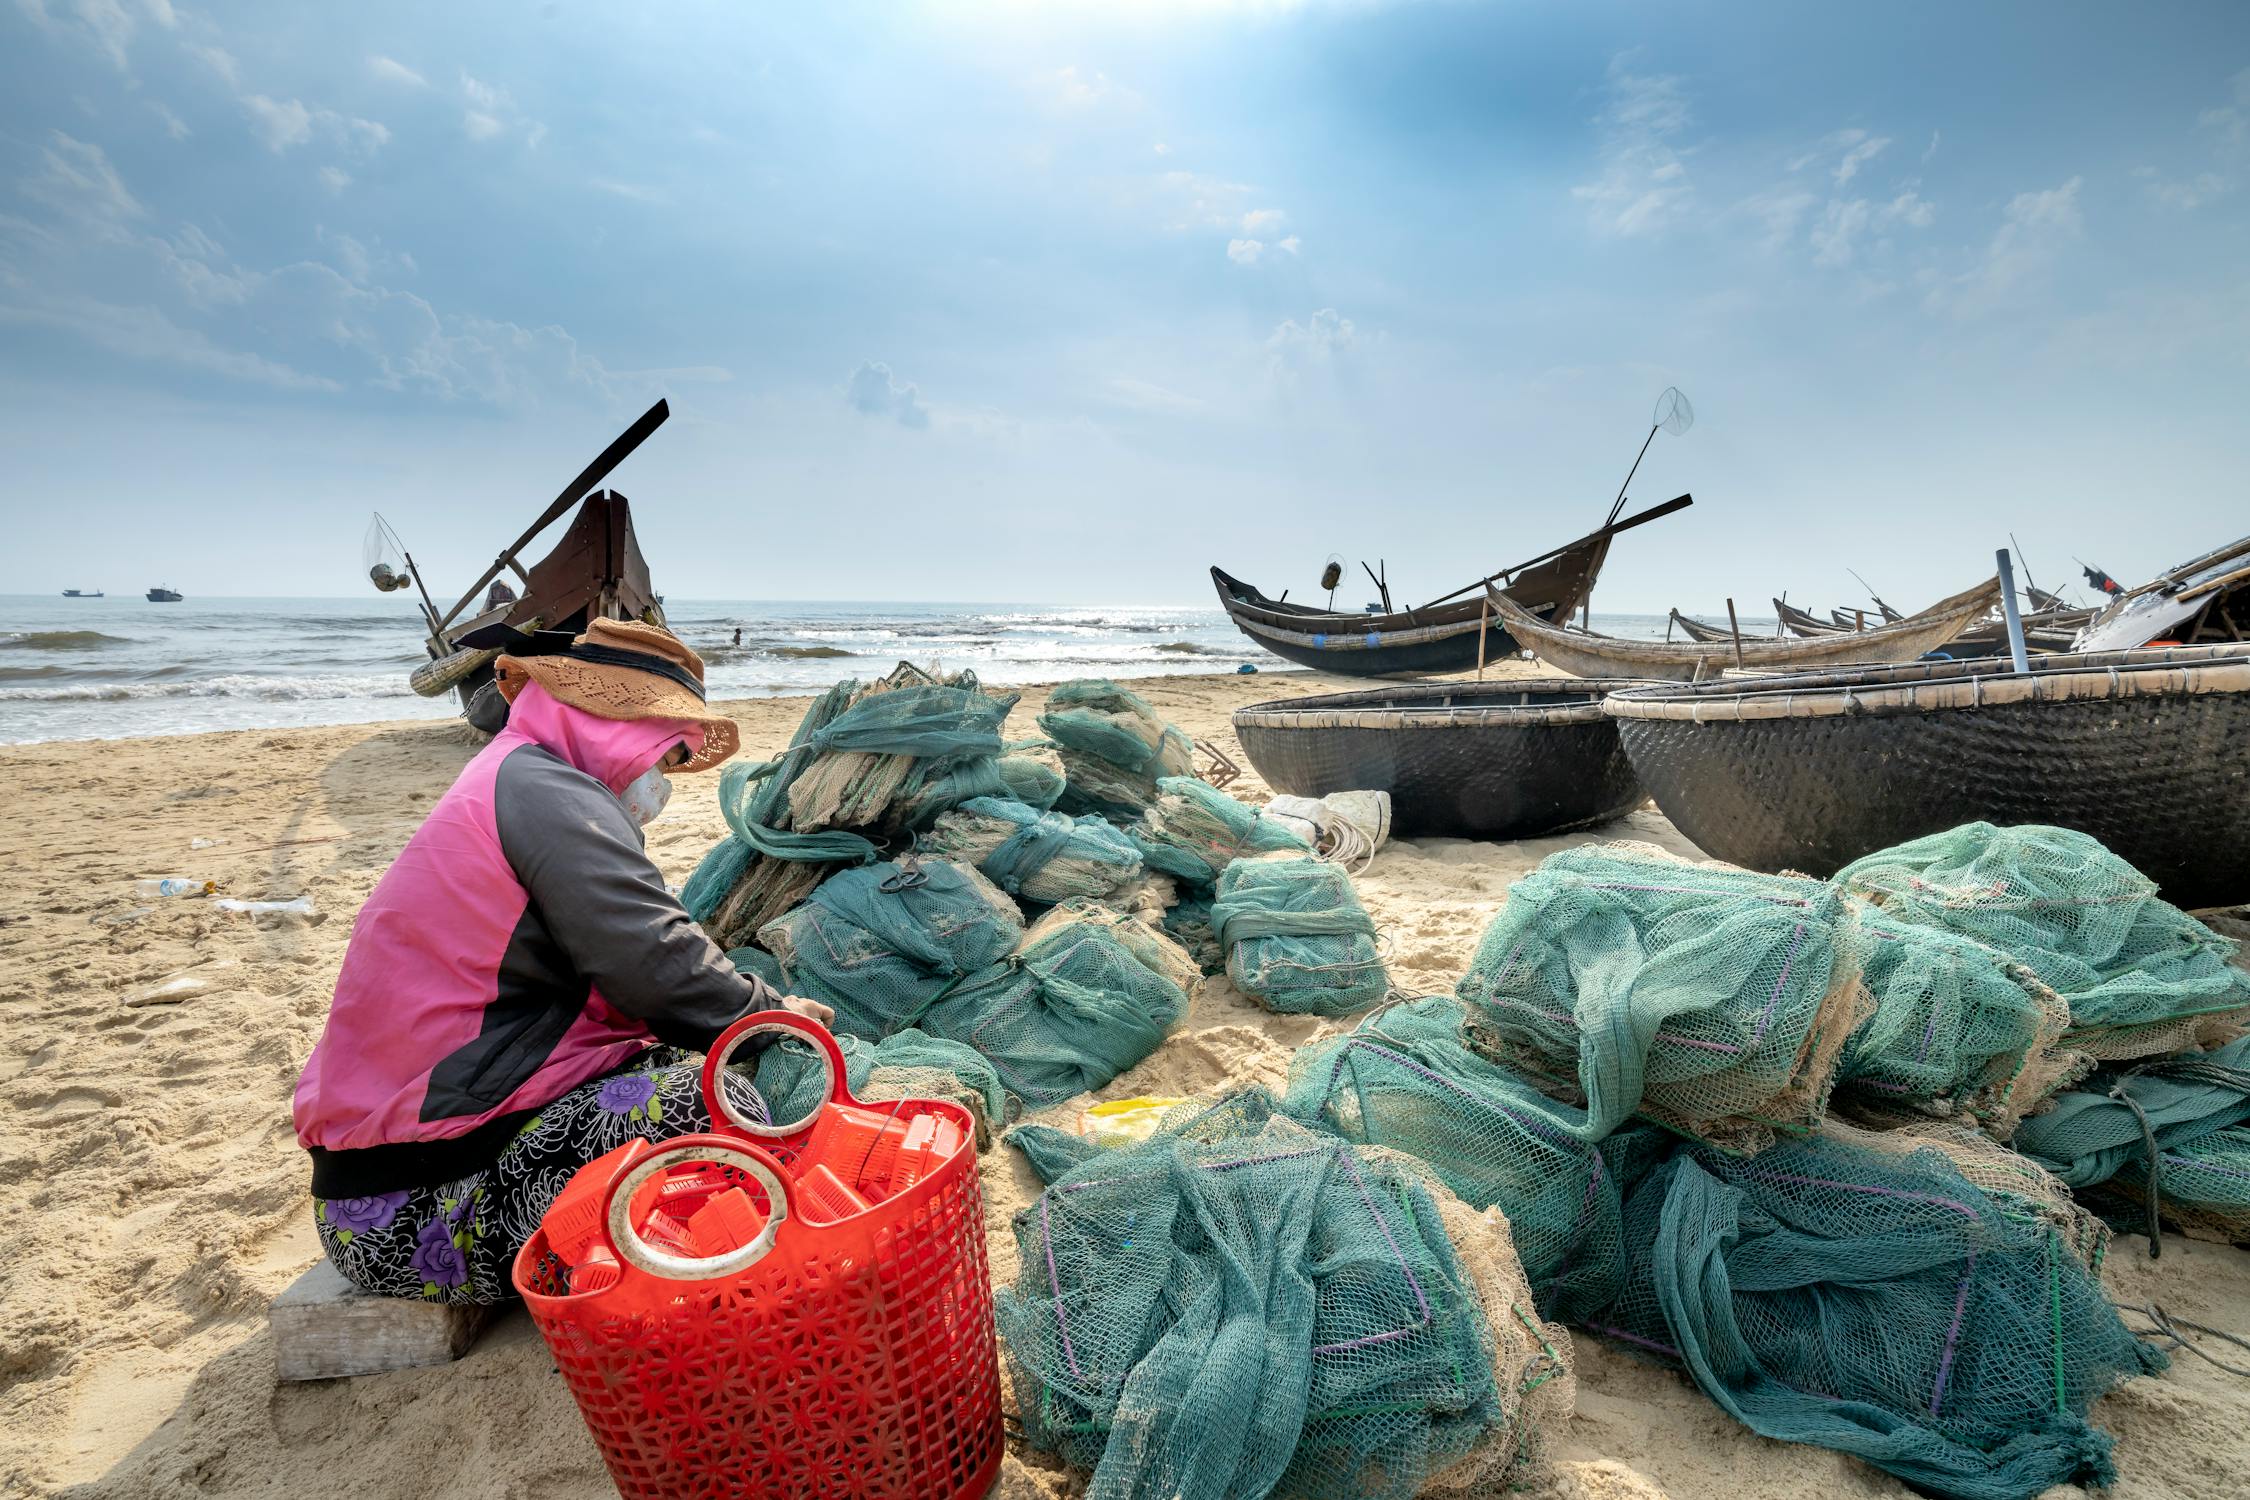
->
[2,1,2246,613]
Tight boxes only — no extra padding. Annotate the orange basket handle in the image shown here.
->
[603,1133,793,1281]
[703,1009,852,1140]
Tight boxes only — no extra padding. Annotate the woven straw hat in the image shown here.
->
[494,619,740,772]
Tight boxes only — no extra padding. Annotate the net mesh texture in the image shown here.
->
[1131,776,1313,890]
[919,795,1146,905]
[1212,855,1391,1017]
[1037,679,1196,819]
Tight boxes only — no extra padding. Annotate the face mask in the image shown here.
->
[620,763,674,827]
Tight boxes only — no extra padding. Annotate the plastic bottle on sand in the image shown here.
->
[134,877,216,898]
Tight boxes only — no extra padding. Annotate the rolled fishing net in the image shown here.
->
[1281,998,1623,1323]
[1837,823,2250,1060]
[682,665,1016,946]
[1023,899,1205,998]
[1455,846,1870,1151]
[756,857,1023,1040]
[1821,1118,2112,1270]
[996,740,1067,810]
[1212,856,1390,1016]
[1587,1129,2161,1500]
[751,1026,1010,1147]
[1129,776,1312,889]
[1836,910,2079,1133]
[2012,1034,2250,1247]
[919,796,1146,904]
[1037,679,1195,818]
[998,1091,1572,1500]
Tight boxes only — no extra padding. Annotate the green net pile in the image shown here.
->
[750,1026,1010,1148]
[1838,824,2250,1060]
[1037,680,1195,819]
[891,740,1067,826]
[1820,1118,2113,1270]
[2012,1034,2250,1246]
[998,1090,1572,1500]
[756,857,1023,1040]
[1835,911,2077,1133]
[1455,846,1870,1150]
[919,796,1146,904]
[1161,896,1224,976]
[1281,998,1623,1323]
[682,665,1019,947]
[1587,1129,2162,1500]
[1212,856,1390,1016]
[1129,776,1312,890]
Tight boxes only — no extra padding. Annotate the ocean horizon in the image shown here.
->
[0,593,1759,744]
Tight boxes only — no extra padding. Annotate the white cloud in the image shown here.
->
[846,361,930,428]
[1152,141,1170,156]
[459,72,536,143]
[1226,237,1264,265]
[183,42,239,88]
[1267,307,1355,380]
[1156,170,1254,231]
[1239,208,1287,234]
[318,165,351,195]
[14,0,148,71]
[148,99,190,139]
[367,55,427,89]
[1276,234,1301,255]
[1922,130,1942,163]
[1833,134,1891,185]
[1035,65,1140,111]
[591,178,666,204]
[242,94,313,151]
[1809,198,1871,266]
[464,112,504,142]
[1572,55,1694,239]
[1927,177,2083,317]
[2142,169,2228,210]
[1886,190,1935,229]
[23,131,144,227]
[1104,375,1205,415]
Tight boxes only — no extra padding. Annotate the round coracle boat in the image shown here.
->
[1602,645,2250,906]
[1233,678,1656,839]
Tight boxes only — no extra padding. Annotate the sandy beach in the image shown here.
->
[3,666,2246,1500]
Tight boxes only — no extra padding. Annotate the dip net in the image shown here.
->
[1130,776,1313,890]
[1454,846,1870,1151]
[2011,1034,2250,1247]
[1212,855,1390,1016]
[1037,680,1195,819]
[999,1091,1573,1500]
[1590,1129,2162,1500]
[1281,998,1624,1323]
[1837,823,2250,1060]
[918,796,1146,905]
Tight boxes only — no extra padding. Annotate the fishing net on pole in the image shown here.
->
[1281,998,1624,1323]
[1454,846,1870,1152]
[756,857,1023,1040]
[998,1090,1573,1500]
[1038,679,1195,818]
[680,665,1017,947]
[1211,855,1390,1016]
[1586,1128,2162,1500]
[750,1026,1010,1148]
[1130,775,1313,890]
[1837,823,2250,1060]
[2011,1034,2250,1247]
[918,796,1146,904]
[1834,910,2080,1133]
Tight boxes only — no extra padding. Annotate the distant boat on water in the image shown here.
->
[146,587,183,602]
[61,589,104,598]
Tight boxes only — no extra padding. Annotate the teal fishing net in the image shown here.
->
[1211,856,1390,1016]
[2012,1034,2250,1246]
[919,796,1145,904]
[751,1026,1010,1147]
[1835,911,2076,1132]
[1130,776,1312,889]
[1455,847,1870,1150]
[757,857,1023,1040]
[1281,998,1623,1323]
[1587,1130,2162,1500]
[1837,823,2250,1060]
[1162,895,1223,976]
[1037,680,1195,818]
[998,1090,1572,1500]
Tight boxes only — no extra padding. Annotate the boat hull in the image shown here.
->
[1234,678,1655,838]
[1603,646,2250,906]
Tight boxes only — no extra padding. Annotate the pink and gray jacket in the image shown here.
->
[293,684,779,1197]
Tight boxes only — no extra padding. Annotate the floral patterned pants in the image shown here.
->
[314,1046,769,1304]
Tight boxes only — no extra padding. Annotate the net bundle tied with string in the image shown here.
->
[747,1022,1010,1149]
[1455,844,1871,1152]
[1211,855,1390,1016]
[1837,823,2250,1061]
[1588,1128,2163,1500]
[680,664,1021,947]
[1037,679,1196,818]
[2011,1033,2250,1249]
[918,795,1146,905]
[1129,775,1312,891]
[1281,997,1625,1324]
[998,1089,1574,1500]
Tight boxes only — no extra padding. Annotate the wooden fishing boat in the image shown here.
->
[2072,531,2250,653]
[381,401,672,730]
[1773,598,1845,638]
[1233,678,1656,838]
[1486,576,2002,681]
[1211,494,1691,678]
[1602,644,2250,906]
[1667,609,1739,645]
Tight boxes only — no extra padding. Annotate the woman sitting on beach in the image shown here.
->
[291,620,831,1303]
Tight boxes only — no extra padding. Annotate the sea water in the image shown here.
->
[0,595,1717,744]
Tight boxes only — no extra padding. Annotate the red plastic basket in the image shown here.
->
[512,1012,1004,1500]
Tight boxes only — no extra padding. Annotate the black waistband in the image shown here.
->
[566,643,707,702]
[306,1108,538,1198]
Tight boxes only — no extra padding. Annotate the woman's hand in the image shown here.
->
[781,993,835,1027]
